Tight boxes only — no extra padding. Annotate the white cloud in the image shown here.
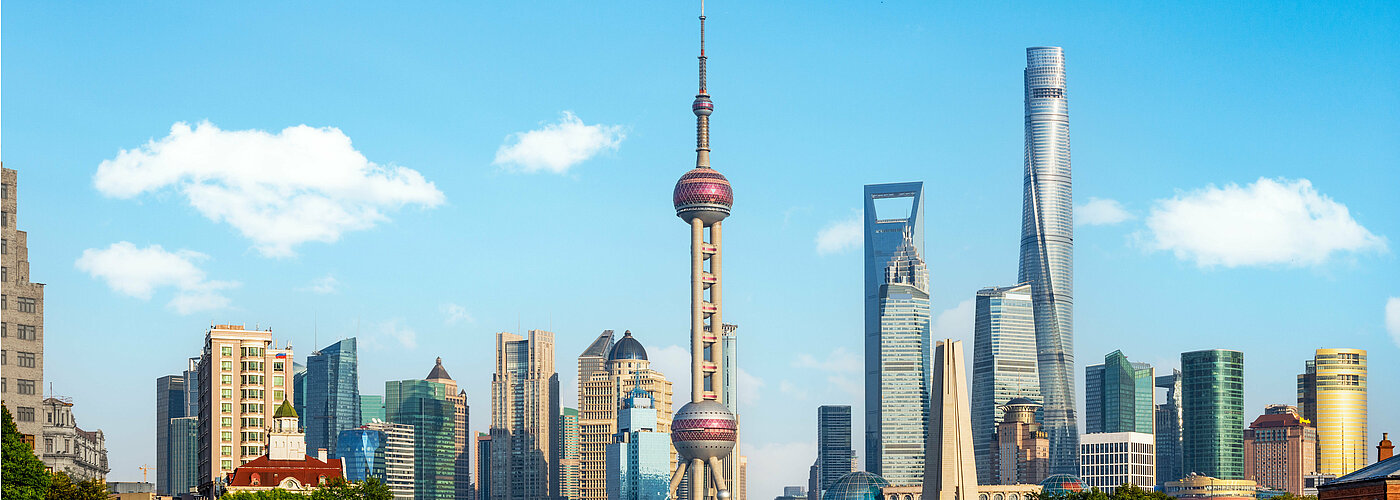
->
[75,241,239,314]
[1386,297,1400,348]
[742,440,817,499]
[1076,197,1134,226]
[440,303,475,325]
[1143,177,1386,268]
[493,112,625,174]
[94,121,445,257]
[376,320,418,350]
[778,380,808,400]
[299,274,339,294]
[794,347,861,373]
[933,298,976,343]
[816,215,861,255]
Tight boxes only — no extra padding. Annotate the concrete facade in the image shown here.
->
[489,330,559,500]
[578,332,673,500]
[39,397,110,481]
[1079,431,1155,493]
[1,166,46,440]
[989,399,1049,485]
[196,324,294,496]
[1244,406,1316,495]
[924,340,977,500]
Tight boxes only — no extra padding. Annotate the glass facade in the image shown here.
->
[362,394,386,423]
[1302,348,1367,476]
[818,405,854,492]
[821,471,890,500]
[168,416,198,496]
[1182,350,1245,480]
[1085,351,1154,435]
[862,182,928,484]
[386,379,455,500]
[1155,369,1184,486]
[156,375,185,495]
[606,388,669,500]
[338,428,383,482]
[306,338,361,457]
[971,283,1039,484]
[1018,46,1078,475]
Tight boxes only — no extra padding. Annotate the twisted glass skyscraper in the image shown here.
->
[1018,46,1078,474]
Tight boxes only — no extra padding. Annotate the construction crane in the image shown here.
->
[138,464,152,483]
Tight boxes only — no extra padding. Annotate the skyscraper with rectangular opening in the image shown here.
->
[864,182,929,485]
[1018,46,1077,475]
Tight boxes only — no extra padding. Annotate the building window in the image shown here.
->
[221,417,234,428]
[1,350,6,365]
[272,390,283,401]
[251,473,261,486]
[221,459,233,470]
[16,325,35,340]
[242,389,263,399]
[221,361,233,371]
[16,407,35,422]
[16,352,35,368]
[2,211,7,227]
[2,378,6,392]
[221,403,233,413]
[222,431,233,442]
[222,389,233,399]
[221,346,233,357]
[16,379,36,395]
[221,375,234,385]
[3,267,7,282]
[273,375,284,386]
[242,445,262,456]
[2,239,6,254]
[273,362,284,372]
[16,297,36,313]
[221,445,233,456]
[45,438,53,453]
[2,323,6,337]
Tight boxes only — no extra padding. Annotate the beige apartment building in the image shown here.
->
[1,166,46,440]
[489,330,558,500]
[577,330,673,500]
[196,324,294,496]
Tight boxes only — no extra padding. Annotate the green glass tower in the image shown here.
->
[1181,349,1244,480]
[386,379,455,500]
[1085,351,1154,435]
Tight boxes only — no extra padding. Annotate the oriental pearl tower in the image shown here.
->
[667,4,738,500]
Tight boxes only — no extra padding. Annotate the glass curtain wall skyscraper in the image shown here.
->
[1085,351,1154,435]
[1155,369,1184,486]
[1018,46,1077,475]
[306,338,361,458]
[1182,349,1244,480]
[817,405,855,494]
[971,283,1039,485]
[386,378,455,500]
[863,182,929,485]
[1298,348,1368,476]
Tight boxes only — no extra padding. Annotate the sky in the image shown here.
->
[4,1,1399,496]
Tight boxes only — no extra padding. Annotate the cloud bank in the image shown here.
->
[493,112,625,174]
[1076,197,1134,226]
[1387,297,1400,348]
[1143,177,1385,267]
[75,241,239,314]
[816,216,862,255]
[94,121,445,257]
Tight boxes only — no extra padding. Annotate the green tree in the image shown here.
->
[220,489,307,499]
[1033,483,1175,500]
[45,472,108,500]
[2,405,51,500]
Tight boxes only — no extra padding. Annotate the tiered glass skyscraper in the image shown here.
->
[1085,351,1154,435]
[305,338,361,457]
[1182,349,1244,480]
[864,182,930,486]
[1298,348,1368,476]
[386,378,455,500]
[971,283,1039,485]
[1018,46,1078,475]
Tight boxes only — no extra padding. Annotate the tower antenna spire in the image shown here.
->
[692,2,714,168]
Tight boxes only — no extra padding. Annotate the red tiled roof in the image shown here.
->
[1248,413,1305,428]
[227,455,344,488]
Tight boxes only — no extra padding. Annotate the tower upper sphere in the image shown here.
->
[674,167,732,224]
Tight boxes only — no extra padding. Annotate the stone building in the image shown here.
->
[2,166,46,440]
[39,396,110,481]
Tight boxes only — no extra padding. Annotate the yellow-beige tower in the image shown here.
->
[1298,348,1367,476]
[578,331,674,500]
[195,324,294,497]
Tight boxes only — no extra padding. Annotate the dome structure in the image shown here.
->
[671,400,737,462]
[607,330,648,361]
[674,167,733,225]
[1005,397,1039,406]
[821,471,890,500]
[1040,474,1085,496]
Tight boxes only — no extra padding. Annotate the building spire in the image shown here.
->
[692,2,714,169]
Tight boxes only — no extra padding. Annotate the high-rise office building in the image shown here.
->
[1182,349,1245,480]
[1298,348,1368,476]
[579,331,673,500]
[1018,46,1078,475]
[195,324,294,496]
[971,283,1039,485]
[924,340,976,500]
[817,405,855,495]
[989,398,1049,486]
[1085,351,1154,435]
[1,166,46,441]
[475,434,491,500]
[668,8,741,500]
[489,330,559,500]
[1155,369,1184,486]
[339,420,415,500]
[424,357,472,500]
[863,182,932,485]
[169,416,199,496]
[606,384,671,500]
[386,377,455,500]
[1079,432,1155,493]
[559,407,581,500]
[1244,406,1316,495]
[156,374,187,495]
[292,362,306,419]
[305,338,361,458]
[362,395,386,424]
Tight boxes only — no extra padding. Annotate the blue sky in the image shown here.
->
[4,1,1398,495]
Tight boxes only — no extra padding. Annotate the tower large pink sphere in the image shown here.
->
[673,167,733,225]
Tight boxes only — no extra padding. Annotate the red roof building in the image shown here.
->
[226,453,344,492]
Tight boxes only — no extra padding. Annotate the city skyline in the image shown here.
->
[3,2,1399,497]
